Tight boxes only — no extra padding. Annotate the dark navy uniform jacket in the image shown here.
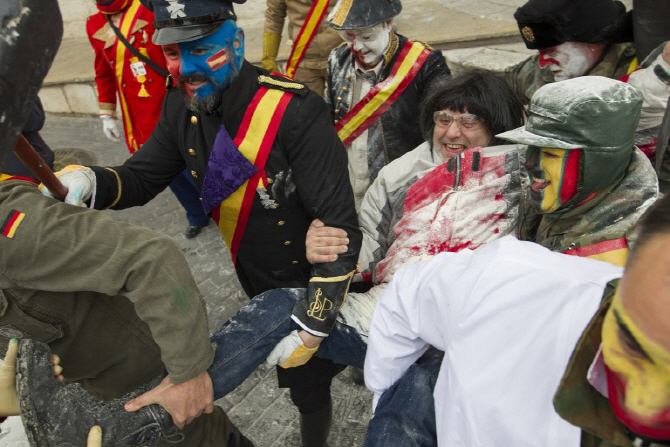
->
[90,61,361,335]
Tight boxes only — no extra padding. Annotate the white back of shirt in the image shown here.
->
[365,236,622,447]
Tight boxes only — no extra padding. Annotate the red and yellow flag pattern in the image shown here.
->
[335,40,431,147]
[285,0,330,78]
[1,210,25,239]
[211,87,293,263]
[563,238,629,267]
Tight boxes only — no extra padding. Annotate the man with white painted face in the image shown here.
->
[323,0,450,211]
[46,0,361,445]
[506,0,670,168]
[506,0,636,102]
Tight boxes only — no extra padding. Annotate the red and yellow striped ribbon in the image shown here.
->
[335,40,431,147]
[0,174,38,184]
[114,0,142,153]
[285,0,330,78]
[563,238,629,267]
[211,87,292,262]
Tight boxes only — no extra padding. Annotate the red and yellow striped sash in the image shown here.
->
[211,87,292,263]
[114,0,142,153]
[285,0,330,78]
[335,40,431,147]
[563,238,629,267]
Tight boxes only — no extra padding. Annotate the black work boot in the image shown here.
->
[299,401,332,447]
[16,339,183,447]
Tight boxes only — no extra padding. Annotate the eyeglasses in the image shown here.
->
[433,111,483,130]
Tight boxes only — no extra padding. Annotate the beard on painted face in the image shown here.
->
[538,42,603,82]
[525,146,581,213]
[178,73,223,114]
[165,21,243,114]
[338,24,390,70]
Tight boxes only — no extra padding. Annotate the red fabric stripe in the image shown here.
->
[562,238,628,257]
[229,92,292,261]
[0,176,39,184]
[286,0,330,77]
[233,87,268,146]
[336,43,431,147]
[211,203,220,226]
[1,211,20,237]
[559,149,580,203]
[117,6,142,154]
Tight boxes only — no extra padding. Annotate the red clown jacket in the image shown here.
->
[86,1,167,153]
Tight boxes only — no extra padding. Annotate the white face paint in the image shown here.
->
[337,22,391,70]
[538,41,605,82]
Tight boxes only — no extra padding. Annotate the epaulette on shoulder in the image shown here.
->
[336,41,348,50]
[257,74,308,97]
[414,40,433,51]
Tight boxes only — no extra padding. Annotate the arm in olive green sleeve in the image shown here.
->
[0,184,213,384]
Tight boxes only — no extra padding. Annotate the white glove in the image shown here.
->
[265,330,319,368]
[100,115,121,143]
[41,165,97,207]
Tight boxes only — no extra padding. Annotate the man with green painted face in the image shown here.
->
[498,76,658,267]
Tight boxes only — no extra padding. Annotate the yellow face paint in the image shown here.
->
[602,287,670,435]
[526,147,580,213]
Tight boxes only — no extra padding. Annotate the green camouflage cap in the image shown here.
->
[498,76,643,206]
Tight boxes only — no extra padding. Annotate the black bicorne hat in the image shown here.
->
[326,0,401,31]
[0,0,62,170]
[145,0,246,45]
[514,0,633,50]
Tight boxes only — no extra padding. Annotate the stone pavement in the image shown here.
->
[0,115,372,447]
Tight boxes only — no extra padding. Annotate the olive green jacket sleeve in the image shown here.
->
[553,280,633,447]
[0,181,214,384]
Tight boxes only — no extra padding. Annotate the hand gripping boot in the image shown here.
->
[15,339,184,447]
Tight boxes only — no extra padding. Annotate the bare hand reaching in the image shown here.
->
[305,219,349,263]
[124,371,214,430]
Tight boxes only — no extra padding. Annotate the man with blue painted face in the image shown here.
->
[46,0,361,445]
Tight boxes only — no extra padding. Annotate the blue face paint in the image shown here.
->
[176,20,245,104]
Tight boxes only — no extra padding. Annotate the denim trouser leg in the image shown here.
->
[168,169,209,227]
[317,323,366,370]
[207,288,367,400]
[362,360,440,447]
